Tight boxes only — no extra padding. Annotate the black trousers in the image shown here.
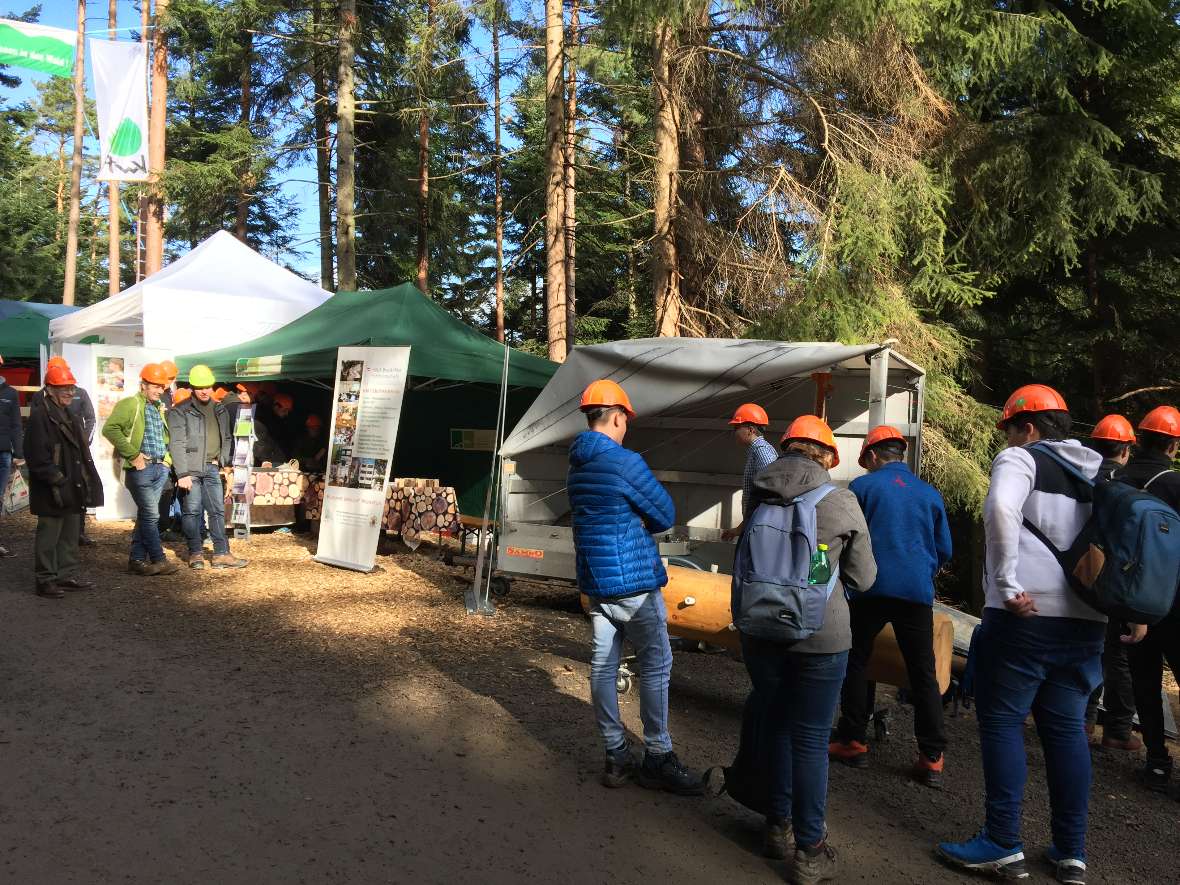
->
[1084,618,1137,740]
[836,597,947,759]
[1126,612,1180,764]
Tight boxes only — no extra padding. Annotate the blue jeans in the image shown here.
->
[181,464,228,556]
[125,462,168,563]
[740,636,848,848]
[588,591,673,755]
[974,608,1104,859]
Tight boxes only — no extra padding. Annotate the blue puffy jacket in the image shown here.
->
[568,430,675,598]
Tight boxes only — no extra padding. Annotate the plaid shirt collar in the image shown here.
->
[140,397,166,459]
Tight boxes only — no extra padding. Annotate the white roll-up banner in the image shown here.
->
[315,346,411,572]
[61,343,173,520]
[89,39,149,181]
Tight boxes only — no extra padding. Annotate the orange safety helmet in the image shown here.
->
[1139,405,1180,438]
[273,392,294,411]
[47,355,70,370]
[1091,414,1136,444]
[579,379,636,418]
[173,388,192,405]
[996,384,1069,429]
[780,414,840,467]
[306,414,323,429]
[45,364,77,387]
[159,359,179,381]
[729,403,769,427]
[858,425,907,467]
[140,363,170,386]
[211,387,229,402]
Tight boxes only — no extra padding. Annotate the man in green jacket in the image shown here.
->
[101,363,179,576]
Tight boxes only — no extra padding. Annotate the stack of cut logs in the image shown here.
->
[221,468,311,508]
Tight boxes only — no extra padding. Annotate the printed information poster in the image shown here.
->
[315,346,411,572]
[61,343,173,520]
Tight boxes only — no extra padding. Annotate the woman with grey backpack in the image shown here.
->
[731,415,877,885]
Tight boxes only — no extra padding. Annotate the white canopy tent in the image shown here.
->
[49,231,332,356]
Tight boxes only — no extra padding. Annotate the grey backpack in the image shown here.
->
[731,483,839,643]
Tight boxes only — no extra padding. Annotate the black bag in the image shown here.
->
[713,687,774,816]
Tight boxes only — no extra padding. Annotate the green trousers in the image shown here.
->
[34,513,80,586]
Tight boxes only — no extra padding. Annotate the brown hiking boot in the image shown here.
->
[35,582,65,598]
[1102,734,1143,752]
[56,577,95,591]
[764,818,794,860]
[129,559,153,576]
[828,739,869,769]
[147,558,180,576]
[210,553,248,569]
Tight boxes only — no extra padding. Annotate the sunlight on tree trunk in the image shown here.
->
[651,19,681,337]
[336,0,358,291]
[544,0,568,361]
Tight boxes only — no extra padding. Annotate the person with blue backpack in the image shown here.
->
[1117,405,1180,793]
[938,385,1114,885]
[829,424,952,788]
[567,379,704,796]
[732,414,876,884]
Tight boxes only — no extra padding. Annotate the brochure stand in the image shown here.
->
[230,405,256,541]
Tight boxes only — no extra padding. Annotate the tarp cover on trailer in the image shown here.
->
[0,309,53,358]
[177,285,557,389]
[500,338,902,457]
[48,231,331,354]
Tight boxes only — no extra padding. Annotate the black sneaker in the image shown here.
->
[602,742,636,788]
[790,841,838,885]
[764,817,794,860]
[1142,758,1172,793]
[638,750,705,796]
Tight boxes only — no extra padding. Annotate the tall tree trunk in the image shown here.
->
[55,135,66,242]
[312,0,334,290]
[563,0,578,350]
[144,0,169,276]
[492,7,505,342]
[234,31,253,242]
[543,0,568,362]
[622,128,636,325]
[336,0,358,290]
[1088,244,1119,418]
[62,0,87,306]
[107,0,120,296]
[651,20,681,337]
[415,0,434,295]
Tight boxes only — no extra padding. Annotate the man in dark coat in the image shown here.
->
[34,357,98,546]
[0,353,24,558]
[23,363,104,598]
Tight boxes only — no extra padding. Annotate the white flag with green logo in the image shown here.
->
[0,19,76,78]
[90,40,149,182]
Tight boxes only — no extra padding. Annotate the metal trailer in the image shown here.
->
[484,339,926,597]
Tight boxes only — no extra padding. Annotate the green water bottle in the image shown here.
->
[808,543,831,585]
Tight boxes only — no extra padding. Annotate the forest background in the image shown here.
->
[4,1,1180,581]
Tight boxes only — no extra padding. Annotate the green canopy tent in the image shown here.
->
[0,308,51,358]
[178,285,558,515]
[177,285,555,387]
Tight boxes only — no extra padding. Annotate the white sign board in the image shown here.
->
[62,343,172,520]
[315,346,410,572]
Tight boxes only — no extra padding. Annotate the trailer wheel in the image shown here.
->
[489,576,512,598]
[616,673,633,694]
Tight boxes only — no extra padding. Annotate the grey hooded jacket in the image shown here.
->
[749,453,878,653]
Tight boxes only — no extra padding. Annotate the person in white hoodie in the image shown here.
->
[938,384,1131,885]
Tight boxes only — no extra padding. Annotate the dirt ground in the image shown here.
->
[1,511,1178,884]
